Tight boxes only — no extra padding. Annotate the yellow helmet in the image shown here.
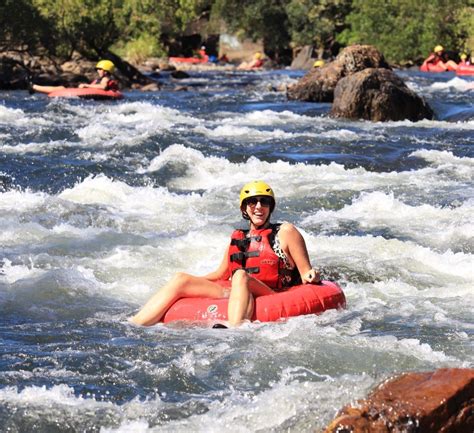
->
[313,59,325,68]
[254,52,263,60]
[434,45,444,53]
[95,60,115,73]
[460,53,467,60]
[239,180,275,207]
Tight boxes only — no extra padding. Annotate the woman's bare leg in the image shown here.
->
[32,84,66,94]
[227,270,274,326]
[130,272,227,326]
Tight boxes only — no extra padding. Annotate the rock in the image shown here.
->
[324,368,474,433]
[287,62,344,102]
[158,62,176,72]
[171,70,190,79]
[139,83,160,92]
[337,44,390,75]
[0,56,29,90]
[330,68,434,121]
[287,44,390,102]
[290,45,316,70]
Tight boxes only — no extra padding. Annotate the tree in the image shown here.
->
[211,0,292,62]
[285,0,351,57]
[0,0,51,53]
[338,0,473,64]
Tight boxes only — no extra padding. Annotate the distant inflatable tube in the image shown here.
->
[419,62,447,73]
[169,56,209,64]
[162,280,346,323]
[456,64,474,76]
[47,88,123,100]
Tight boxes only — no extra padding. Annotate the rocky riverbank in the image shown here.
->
[324,368,474,433]
[0,51,273,92]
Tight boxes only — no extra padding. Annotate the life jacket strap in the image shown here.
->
[230,250,260,262]
[245,267,260,274]
[231,266,260,275]
[230,238,250,249]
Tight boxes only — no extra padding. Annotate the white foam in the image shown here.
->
[0,189,47,212]
[131,373,373,433]
[0,384,95,407]
[1,258,46,283]
[142,145,474,199]
[302,191,474,251]
[313,234,473,284]
[411,149,474,168]
[430,76,474,91]
[74,102,198,148]
[0,105,25,123]
[219,109,314,126]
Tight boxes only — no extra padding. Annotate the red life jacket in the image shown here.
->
[228,224,300,291]
[92,77,119,91]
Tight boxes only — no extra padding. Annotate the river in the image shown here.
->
[0,68,473,432]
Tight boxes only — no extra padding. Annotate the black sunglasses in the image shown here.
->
[245,196,273,207]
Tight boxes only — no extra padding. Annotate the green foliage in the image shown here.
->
[338,0,473,63]
[456,5,474,53]
[212,0,291,60]
[1,0,472,65]
[285,0,351,49]
[112,34,167,64]
[0,0,51,52]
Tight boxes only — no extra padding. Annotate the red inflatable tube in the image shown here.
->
[169,56,208,64]
[162,280,346,323]
[419,62,448,73]
[456,64,474,76]
[47,88,123,100]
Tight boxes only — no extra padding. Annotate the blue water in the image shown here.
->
[0,68,473,432]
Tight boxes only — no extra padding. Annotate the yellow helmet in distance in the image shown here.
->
[460,53,467,60]
[434,45,444,53]
[95,60,115,73]
[254,52,263,60]
[239,180,275,207]
[313,59,325,68]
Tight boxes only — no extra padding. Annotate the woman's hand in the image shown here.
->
[302,268,320,284]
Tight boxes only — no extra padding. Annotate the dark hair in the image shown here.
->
[240,197,275,220]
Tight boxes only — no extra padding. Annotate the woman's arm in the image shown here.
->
[202,245,231,281]
[79,77,109,89]
[279,223,320,283]
[425,54,436,64]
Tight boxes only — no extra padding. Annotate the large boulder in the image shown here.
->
[0,55,34,90]
[330,68,434,121]
[287,44,390,102]
[290,45,317,70]
[324,368,474,433]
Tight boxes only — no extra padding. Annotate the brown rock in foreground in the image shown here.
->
[330,68,434,122]
[287,44,390,102]
[324,368,474,433]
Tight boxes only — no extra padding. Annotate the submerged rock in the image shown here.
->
[330,68,434,122]
[324,368,474,433]
[287,44,390,102]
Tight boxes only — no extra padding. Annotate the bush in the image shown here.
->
[113,34,167,65]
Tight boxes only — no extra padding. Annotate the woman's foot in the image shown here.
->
[212,323,228,329]
[24,75,35,94]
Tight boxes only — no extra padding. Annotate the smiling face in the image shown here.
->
[244,196,272,229]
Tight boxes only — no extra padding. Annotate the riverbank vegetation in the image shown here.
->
[1,0,473,65]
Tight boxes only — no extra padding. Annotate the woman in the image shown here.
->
[130,181,320,327]
[29,60,119,94]
[237,52,265,70]
[421,45,458,72]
